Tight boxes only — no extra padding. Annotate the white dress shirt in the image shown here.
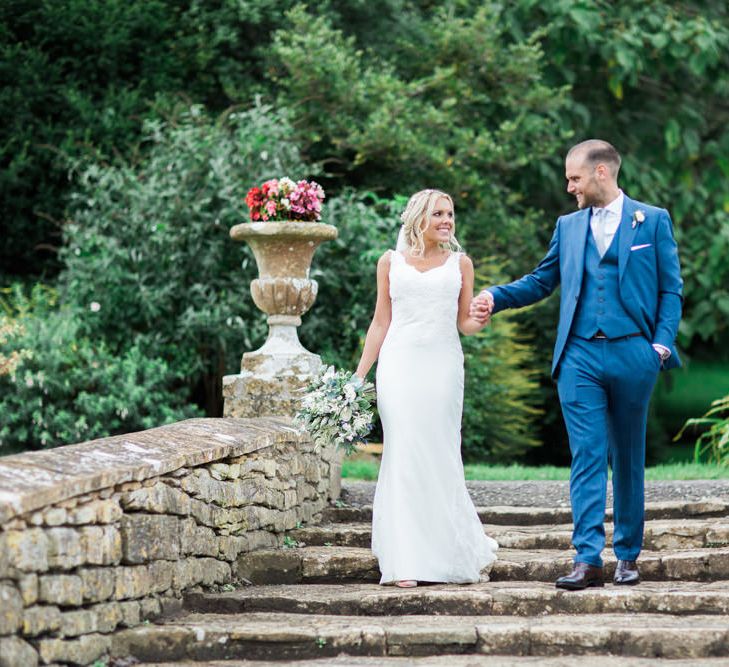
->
[591,190,623,255]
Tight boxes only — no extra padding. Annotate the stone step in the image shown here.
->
[322,499,729,526]
[137,657,729,667]
[112,612,729,661]
[291,518,729,551]
[184,580,729,617]
[235,546,729,584]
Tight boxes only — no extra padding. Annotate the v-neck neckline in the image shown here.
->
[398,250,452,274]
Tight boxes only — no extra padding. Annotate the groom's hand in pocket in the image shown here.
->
[469,290,494,324]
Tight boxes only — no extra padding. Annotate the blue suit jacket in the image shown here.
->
[490,195,683,378]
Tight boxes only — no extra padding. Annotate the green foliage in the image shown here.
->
[676,394,729,466]
[4,0,728,462]
[269,4,570,258]
[0,0,302,278]
[341,458,380,481]
[1,0,192,276]
[301,191,403,370]
[461,270,543,461]
[0,285,199,452]
[282,535,304,549]
[59,102,308,415]
[500,1,729,351]
[268,4,560,460]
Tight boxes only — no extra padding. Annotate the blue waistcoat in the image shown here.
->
[571,228,639,339]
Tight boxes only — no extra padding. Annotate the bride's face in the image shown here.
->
[423,197,454,245]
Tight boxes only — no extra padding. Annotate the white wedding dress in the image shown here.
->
[372,249,498,584]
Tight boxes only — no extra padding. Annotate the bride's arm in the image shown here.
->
[457,254,489,335]
[355,252,393,379]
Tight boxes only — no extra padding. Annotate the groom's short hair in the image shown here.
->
[568,140,621,178]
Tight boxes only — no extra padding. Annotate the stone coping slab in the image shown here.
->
[0,417,303,523]
[184,580,729,617]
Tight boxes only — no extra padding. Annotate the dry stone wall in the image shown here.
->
[0,417,341,666]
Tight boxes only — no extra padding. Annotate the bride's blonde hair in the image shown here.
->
[400,189,461,257]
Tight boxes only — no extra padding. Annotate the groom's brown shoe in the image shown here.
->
[555,562,604,590]
[614,560,640,585]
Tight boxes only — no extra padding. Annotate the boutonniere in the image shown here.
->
[631,210,645,229]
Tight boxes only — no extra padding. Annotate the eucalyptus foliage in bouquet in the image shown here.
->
[295,366,376,455]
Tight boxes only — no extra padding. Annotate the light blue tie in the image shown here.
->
[592,208,607,257]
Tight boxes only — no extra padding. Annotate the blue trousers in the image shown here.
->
[557,335,661,567]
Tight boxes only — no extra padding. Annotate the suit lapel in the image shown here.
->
[569,208,591,289]
[618,195,639,283]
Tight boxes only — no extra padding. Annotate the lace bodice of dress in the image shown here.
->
[386,250,462,348]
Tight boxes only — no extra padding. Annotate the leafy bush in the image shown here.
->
[300,191,404,371]
[676,394,729,466]
[461,267,544,462]
[0,285,199,452]
[1,96,546,460]
[0,0,307,278]
[59,102,308,415]
[268,4,570,260]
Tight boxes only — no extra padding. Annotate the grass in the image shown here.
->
[342,459,380,481]
[342,459,729,481]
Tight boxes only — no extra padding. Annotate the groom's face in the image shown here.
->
[565,155,601,209]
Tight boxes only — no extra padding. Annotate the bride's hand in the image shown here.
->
[469,291,493,324]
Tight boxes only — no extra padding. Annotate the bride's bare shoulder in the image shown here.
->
[458,253,473,270]
[378,249,395,266]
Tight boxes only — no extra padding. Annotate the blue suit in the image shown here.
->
[490,195,683,566]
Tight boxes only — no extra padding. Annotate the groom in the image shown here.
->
[472,139,683,590]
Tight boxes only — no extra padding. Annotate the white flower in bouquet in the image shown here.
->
[295,366,376,455]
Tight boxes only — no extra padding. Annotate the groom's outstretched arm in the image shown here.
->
[487,221,562,314]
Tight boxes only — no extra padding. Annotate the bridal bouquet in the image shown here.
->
[295,366,376,455]
[245,177,325,222]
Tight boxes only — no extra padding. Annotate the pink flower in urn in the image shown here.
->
[262,179,279,197]
[244,177,326,222]
[311,181,325,199]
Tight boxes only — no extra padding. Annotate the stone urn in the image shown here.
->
[223,221,338,419]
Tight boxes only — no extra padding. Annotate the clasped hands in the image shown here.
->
[469,290,494,326]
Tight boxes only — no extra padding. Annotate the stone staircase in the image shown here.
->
[110,490,729,665]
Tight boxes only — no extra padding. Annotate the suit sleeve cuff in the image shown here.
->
[486,287,505,314]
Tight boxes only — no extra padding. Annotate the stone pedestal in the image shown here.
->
[222,341,321,418]
[222,221,337,419]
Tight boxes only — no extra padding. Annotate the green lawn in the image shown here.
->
[342,459,729,481]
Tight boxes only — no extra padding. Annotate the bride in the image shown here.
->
[355,189,498,588]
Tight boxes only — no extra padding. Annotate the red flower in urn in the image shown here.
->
[245,177,325,222]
